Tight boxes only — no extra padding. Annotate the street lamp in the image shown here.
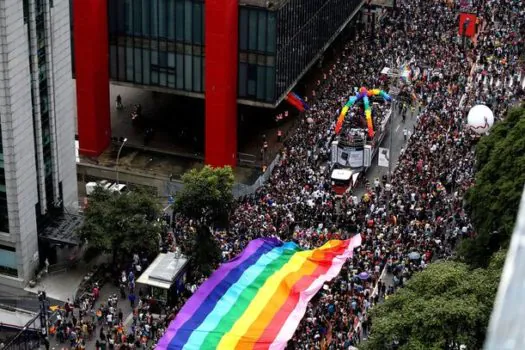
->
[116,138,128,186]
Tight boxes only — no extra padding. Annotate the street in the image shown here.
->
[356,103,420,198]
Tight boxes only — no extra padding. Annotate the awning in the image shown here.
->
[38,213,83,246]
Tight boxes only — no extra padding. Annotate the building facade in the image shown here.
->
[76,0,364,167]
[0,0,77,287]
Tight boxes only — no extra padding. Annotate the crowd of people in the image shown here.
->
[73,0,523,349]
[168,0,525,349]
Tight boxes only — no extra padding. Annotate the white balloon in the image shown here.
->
[467,104,494,134]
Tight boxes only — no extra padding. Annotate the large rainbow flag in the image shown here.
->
[156,235,362,350]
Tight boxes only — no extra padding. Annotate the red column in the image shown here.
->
[205,0,238,167]
[74,0,111,157]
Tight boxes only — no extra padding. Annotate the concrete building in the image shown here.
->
[73,0,365,167]
[0,0,78,288]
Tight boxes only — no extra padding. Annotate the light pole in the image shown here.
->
[116,138,128,186]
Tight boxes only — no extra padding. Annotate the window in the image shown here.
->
[167,0,175,39]
[248,10,258,51]
[0,246,16,277]
[265,66,275,101]
[184,0,193,42]
[257,11,267,52]
[239,9,248,51]
[193,2,203,44]
[175,0,184,40]
[159,0,167,38]
[267,12,276,53]
[184,54,193,90]
[238,63,247,97]
[133,0,142,35]
[256,66,266,100]
[193,56,202,92]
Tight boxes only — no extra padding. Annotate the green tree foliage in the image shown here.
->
[362,252,505,350]
[459,105,525,267]
[79,187,162,262]
[175,165,235,227]
[174,166,234,276]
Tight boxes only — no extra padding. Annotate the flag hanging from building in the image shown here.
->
[156,235,362,350]
[285,92,310,112]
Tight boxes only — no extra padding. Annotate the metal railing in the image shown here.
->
[232,154,281,198]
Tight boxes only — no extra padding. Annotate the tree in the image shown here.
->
[459,105,525,267]
[362,252,505,350]
[79,187,163,263]
[175,165,235,227]
[174,165,234,276]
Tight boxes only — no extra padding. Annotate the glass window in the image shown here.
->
[193,3,202,44]
[167,71,176,88]
[159,0,167,38]
[265,66,275,101]
[248,10,257,51]
[142,49,151,84]
[159,51,168,67]
[151,50,158,65]
[142,0,151,36]
[151,69,159,84]
[126,47,134,81]
[184,54,192,90]
[167,0,175,39]
[168,53,176,68]
[123,0,131,34]
[257,11,267,52]
[256,65,265,100]
[247,64,256,96]
[133,0,142,35]
[134,48,143,83]
[118,46,126,80]
[175,0,184,40]
[151,0,158,37]
[159,71,167,87]
[267,12,276,53]
[193,56,202,92]
[110,45,118,79]
[239,8,248,51]
[238,62,247,97]
[0,247,16,271]
[176,54,184,89]
[184,0,193,42]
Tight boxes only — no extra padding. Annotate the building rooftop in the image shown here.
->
[240,0,287,9]
[137,252,188,290]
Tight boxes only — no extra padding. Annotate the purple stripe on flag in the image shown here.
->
[155,238,268,350]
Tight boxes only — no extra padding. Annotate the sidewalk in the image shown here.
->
[48,279,134,349]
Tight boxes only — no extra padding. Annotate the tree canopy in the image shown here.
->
[174,165,234,276]
[362,251,505,350]
[459,105,525,267]
[174,165,235,228]
[79,187,162,262]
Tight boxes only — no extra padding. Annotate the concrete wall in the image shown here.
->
[77,163,183,197]
[0,0,40,284]
[49,0,78,212]
[0,0,77,286]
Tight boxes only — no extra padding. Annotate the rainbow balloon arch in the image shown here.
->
[334,87,392,137]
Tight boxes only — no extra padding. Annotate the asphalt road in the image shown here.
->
[356,103,420,198]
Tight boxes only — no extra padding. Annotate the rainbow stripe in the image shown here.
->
[156,235,362,350]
